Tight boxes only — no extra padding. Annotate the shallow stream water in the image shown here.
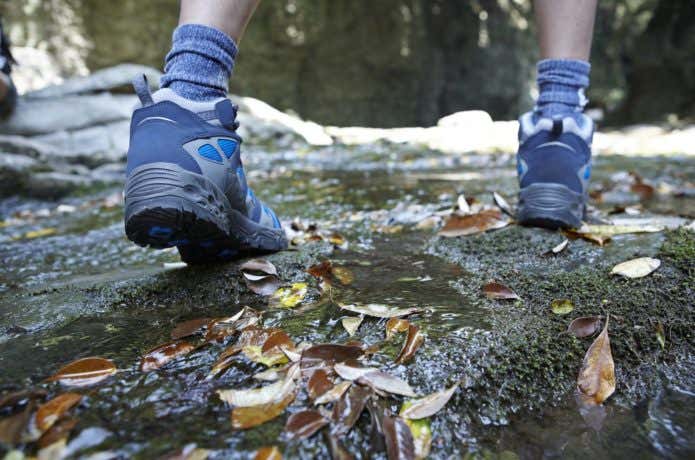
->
[1,147,694,458]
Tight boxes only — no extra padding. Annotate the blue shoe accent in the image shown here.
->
[516,112,593,229]
[124,77,288,264]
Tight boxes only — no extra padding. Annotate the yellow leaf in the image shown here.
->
[22,228,57,240]
[271,283,308,308]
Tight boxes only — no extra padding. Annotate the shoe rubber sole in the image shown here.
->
[517,182,585,230]
[124,162,287,264]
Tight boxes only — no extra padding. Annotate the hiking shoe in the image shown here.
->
[516,112,593,229]
[0,21,17,119]
[124,75,287,264]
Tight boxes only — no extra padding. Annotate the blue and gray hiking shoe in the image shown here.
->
[124,76,287,264]
[516,112,594,229]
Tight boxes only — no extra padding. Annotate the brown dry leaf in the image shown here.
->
[339,303,420,319]
[395,324,425,364]
[314,381,351,405]
[47,357,117,387]
[492,192,515,217]
[300,344,364,373]
[307,369,334,401]
[383,415,416,460]
[36,393,82,431]
[284,410,329,440]
[610,257,660,278]
[171,318,212,340]
[577,316,616,405]
[37,417,78,449]
[231,391,296,430]
[482,282,520,300]
[140,341,196,372]
[307,260,353,290]
[254,446,282,460]
[630,183,655,201]
[240,259,278,276]
[563,229,611,246]
[386,318,410,340]
[358,371,417,397]
[656,322,666,349]
[438,209,508,237]
[328,233,349,250]
[341,316,363,337]
[205,307,262,343]
[400,384,458,419]
[0,401,34,444]
[566,316,602,338]
[327,433,354,460]
[331,385,372,436]
[241,259,281,296]
[0,389,47,410]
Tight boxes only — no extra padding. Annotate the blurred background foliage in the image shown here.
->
[2,0,694,127]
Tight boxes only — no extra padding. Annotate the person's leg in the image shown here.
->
[0,20,17,119]
[516,0,598,229]
[124,0,287,263]
[160,0,260,101]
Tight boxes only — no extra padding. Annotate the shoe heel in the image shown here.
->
[517,183,584,229]
[124,162,232,248]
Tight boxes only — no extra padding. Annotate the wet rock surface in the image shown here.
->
[1,69,695,458]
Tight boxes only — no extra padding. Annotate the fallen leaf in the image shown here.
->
[37,417,78,449]
[577,316,615,405]
[231,392,296,430]
[383,415,416,460]
[492,192,515,217]
[358,371,417,397]
[307,369,334,401]
[563,229,611,246]
[400,384,458,419]
[332,266,355,285]
[240,259,278,276]
[566,316,602,338]
[240,259,281,295]
[334,362,378,381]
[482,282,520,300]
[0,389,47,410]
[656,322,665,349]
[339,303,420,319]
[36,439,67,460]
[47,357,117,387]
[218,375,296,408]
[543,239,568,256]
[270,283,308,308]
[574,223,663,238]
[23,228,57,239]
[386,318,410,340]
[301,344,363,373]
[399,405,432,460]
[241,327,293,367]
[284,410,329,440]
[140,341,196,372]
[456,194,471,215]
[171,318,212,340]
[314,381,351,405]
[0,402,34,444]
[254,365,289,382]
[326,433,353,460]
[254,446,282,460]
[36,393,83,431]
[158,443,209,460]
[328,233,349,250]
[331,385,372,435]
[630,183,655,201]
[395,324,424,364]
[551,299,574,315]
[610,257,660,278]
[205,307,262,343]
[341,316,363,336]
[438,209,508,237]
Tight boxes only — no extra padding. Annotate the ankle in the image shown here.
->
[160,24,238,102]
[535,59,590,120]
